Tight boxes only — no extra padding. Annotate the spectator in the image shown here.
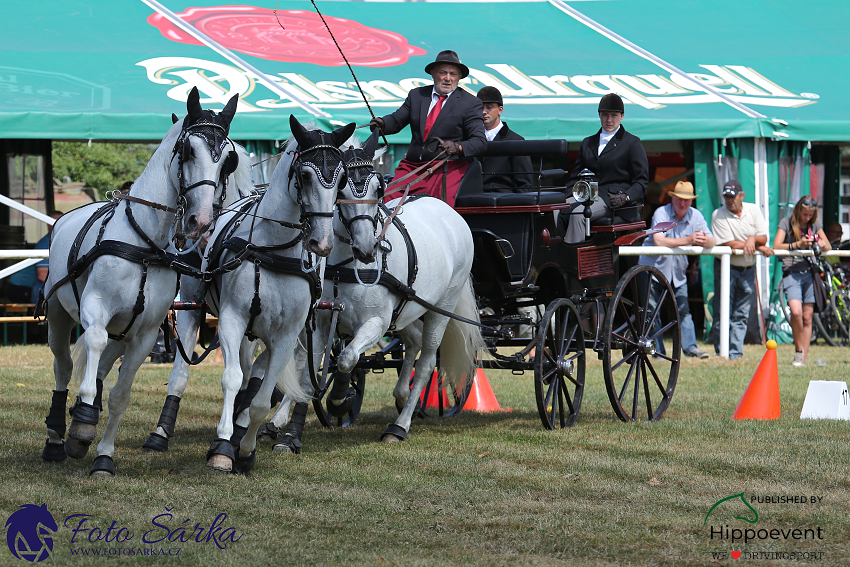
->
[5,211,62,304]
[710,180,773,359]
[773,196,830,367]
[824,221,843,246]
[639,181,715,358]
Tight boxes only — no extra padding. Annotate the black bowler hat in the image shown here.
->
[477,86,503,106]
[424,50,470,78]
[598,93,625,113]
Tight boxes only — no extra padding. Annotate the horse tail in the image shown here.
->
[438,276,487,393]
[278,333,312,403]
[70,333,87,389]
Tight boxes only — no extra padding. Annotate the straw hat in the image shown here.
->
[670,180,697,200]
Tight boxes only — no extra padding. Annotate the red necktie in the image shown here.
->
[423,94,447,140]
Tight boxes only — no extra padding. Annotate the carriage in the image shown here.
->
[311,138,682,431]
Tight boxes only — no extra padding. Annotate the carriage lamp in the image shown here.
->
[572,169,599,203]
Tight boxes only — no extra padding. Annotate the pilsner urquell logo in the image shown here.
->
[5,504,58,562]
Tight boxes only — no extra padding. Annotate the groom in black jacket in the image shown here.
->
[371,50,486,206]
[558,93,648,242]
[476,86,533,192]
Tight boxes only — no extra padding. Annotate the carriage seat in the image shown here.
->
[454,161,568,208]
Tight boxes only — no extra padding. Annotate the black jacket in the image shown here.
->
[477,122,534,193]
[381,85,487,163]
[567,126,648,208]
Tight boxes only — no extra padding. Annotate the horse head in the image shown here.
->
[289,115,355,257]
[338,129,384,264]
[174,86,240,242]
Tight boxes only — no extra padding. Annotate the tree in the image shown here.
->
[52,142,157,200]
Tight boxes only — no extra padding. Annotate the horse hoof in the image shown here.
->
[89,455,115,477]
[68,420,97,444]
[64,436,91,459]
[380,423,408,443]
[257,423,280,443]
[327,392,356,418]
[141,432,169,453]
[233,451,257,475]
[42,439,67,462]
[207,454,233,472]
[272,434,301,455]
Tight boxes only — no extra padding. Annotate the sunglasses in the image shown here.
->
[801,199,818,207]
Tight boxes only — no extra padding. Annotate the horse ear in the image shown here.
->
[172,113,179,125]
[219,93,239,132]
[363,129,380,159]
[331,122,357,148]
[289,115,311,148]
[186,86,202,124]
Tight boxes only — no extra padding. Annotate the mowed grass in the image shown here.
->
[1,342,849,566]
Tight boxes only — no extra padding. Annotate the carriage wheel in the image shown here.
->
[534,298,586,429]
[603,265,680,422]
[312,339,366,428]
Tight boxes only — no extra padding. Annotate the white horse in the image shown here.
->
[200,116,365,473]
[140,141,257,453]
[142,129,385,456]
[266,194,487,450]
[41,87,240,476]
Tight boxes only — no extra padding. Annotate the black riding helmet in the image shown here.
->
[598,93,625,114]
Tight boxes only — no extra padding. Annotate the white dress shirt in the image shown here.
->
[598,126,620,155]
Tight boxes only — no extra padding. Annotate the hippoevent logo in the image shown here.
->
[704,492,826,561]
[5,504,243,561]
[5,504,57,562]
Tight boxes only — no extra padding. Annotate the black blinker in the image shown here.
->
[222,151,238,176]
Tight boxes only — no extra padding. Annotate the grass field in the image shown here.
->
[0,342,848,566]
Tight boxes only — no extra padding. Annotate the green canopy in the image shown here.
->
[1,0,847,142]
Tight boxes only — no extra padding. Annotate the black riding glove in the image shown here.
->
[369,117,385,132]
[439,140,462,156]
[609,193,629,209]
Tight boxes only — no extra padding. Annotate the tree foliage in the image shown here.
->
[52,142,157,199]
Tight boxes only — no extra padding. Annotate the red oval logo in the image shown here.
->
[147,5,426,67]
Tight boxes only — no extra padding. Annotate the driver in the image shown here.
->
[557,93,648,242]
[370,50,486,207]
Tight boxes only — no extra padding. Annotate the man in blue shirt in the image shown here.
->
[639,181,715,358]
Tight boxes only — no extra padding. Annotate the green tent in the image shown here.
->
[1,0,847,142]
[3,0,848,341]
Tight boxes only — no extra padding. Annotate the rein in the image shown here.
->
[117,193,178,214]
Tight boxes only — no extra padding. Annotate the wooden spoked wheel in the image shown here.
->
[603,265,680,422]
[313,339,366,428]
[534,298,586,429]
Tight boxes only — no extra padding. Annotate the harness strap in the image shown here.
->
[117,193,178,214]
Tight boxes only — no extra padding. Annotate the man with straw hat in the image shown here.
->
[370,50,486,206]
[639,180,716,359]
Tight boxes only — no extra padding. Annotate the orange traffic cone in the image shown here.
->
[462,369,507,412]
[420,371,451,408]
[732,340,780,420]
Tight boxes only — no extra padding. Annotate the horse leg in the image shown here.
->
[65,303,111,459]
[392,323,423,411]
[43,302,76,462]
[90,330,160,477]
[336,317,386,375]
[382,315,449,443]
[270,334,312,452]
[143,308,202,452]
[231,338,265,446]
[234,334,300,474]
[207,311,247,472]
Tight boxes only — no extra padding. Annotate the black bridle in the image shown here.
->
[335,147,385,239]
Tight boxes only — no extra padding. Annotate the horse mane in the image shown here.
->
[132,118,183,193]
[231,142,255,198]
